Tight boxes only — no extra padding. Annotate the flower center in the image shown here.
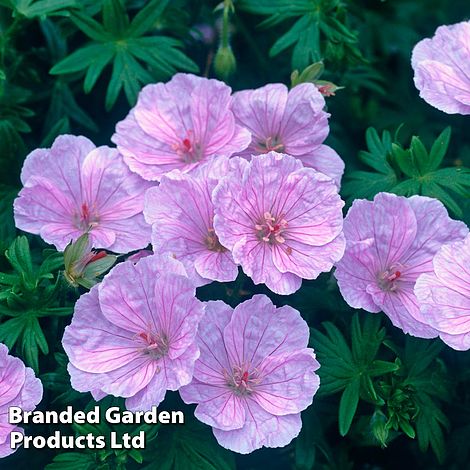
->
[224,364,260,396]
[377,264,405,292]
[173,131,203,163]
[75,202,99,231]
[255,211,288,244]
[204,228,227,252]
[136,330,169,360]
[255,135,284,153]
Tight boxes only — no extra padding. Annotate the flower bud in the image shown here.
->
[63,233,117,289]
[214,45,236,80]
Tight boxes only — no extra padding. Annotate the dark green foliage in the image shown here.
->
[238,0,363,70]
[0,236,70,372]
[344,127,470,217]
[50,0,198,109]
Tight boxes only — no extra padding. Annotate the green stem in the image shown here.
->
[220,0,232,49]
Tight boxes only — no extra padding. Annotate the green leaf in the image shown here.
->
[339,378,360,436]
[415,396,449,463]
[270,15,312,58]
[127,0,170,37]
[0,185,18,252]
[409,136,429,175]
[346,126,469,214]
[427,126,451,172]
[421,181,462,217]
[40,116,70,147]
[50,43,108,74]
[239,0,362,69]
[105,47,125,110]
[391,178,421,196]
[102,0,128,37]
[391,143,418,178]
[70,10,109,41]
[343,170,397,200]
[368,360,399,377]
[146,418,235,470]
[14,0,78,18]
[51,9,198,109]
[83,43,115,93]
[46,453,96,470]
[5,236,35,288]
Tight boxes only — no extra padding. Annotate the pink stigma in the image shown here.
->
[255,211,288,244]
[136,330,169,360]
[173,130,203,163]
[74,202,99,231]
[224,364,260,396]
[378,265,404,292]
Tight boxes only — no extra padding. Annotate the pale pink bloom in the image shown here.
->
[112,73,251,181]
[180,295,320,454]
[335,193,468,338]
[14,135,152,253]
[232,83,344,186]
[0,344,43,458]
[213,152,345,295]
[412,21,470,115]
[415,234,470,350]
[62,255,204,411]
[144,158,237,286]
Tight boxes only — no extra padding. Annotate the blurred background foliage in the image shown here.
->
[0,0,470,469]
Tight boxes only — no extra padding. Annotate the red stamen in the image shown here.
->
[138,332,149,342]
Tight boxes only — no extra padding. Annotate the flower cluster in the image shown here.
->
[10,50,470,457]
[0,344,42,457]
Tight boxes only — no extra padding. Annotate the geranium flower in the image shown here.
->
[415,234,470,350]
[232,83,344,186]
[0,343,43,458]
[14,135,152,253]
[213,152,345,295]
[412,21,470,115]
[179,295,320,454]
[112,73,251,181]
[334,192,468,338]
[62,255,204,411]
[144,158,238,286]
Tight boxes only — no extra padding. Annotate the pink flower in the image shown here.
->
[144,158,238,286]
[415,234,470,350]
[0,343,43,458]
[213,152,345,295]
[179,295,320,454]
[334,193,468,338]
[112,73,251,181]
[412,21,470,115]
[62,255,204,411]
[14,135,152,253]
[232,83,344,186]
